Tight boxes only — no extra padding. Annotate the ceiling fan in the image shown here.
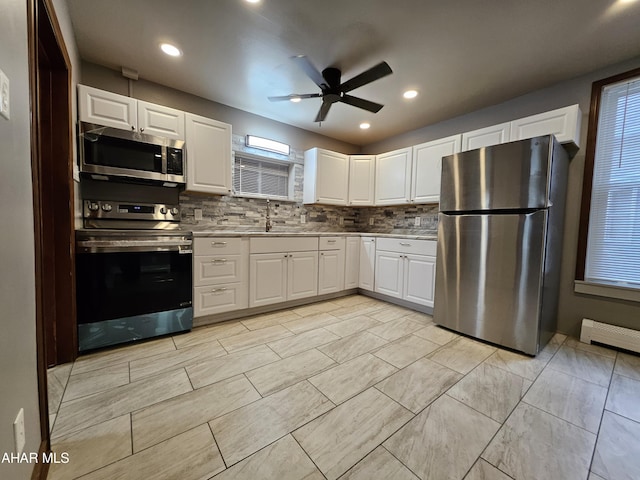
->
[268,55,393,123]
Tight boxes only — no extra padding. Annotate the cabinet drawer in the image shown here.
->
[250,236,318,254]
[319,237,345,250]
[194,254,243,286]
[376,237,436,256]
[194,237,242,255]
[194,283,248,317]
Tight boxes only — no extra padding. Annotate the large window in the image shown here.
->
[578,68,640,293]
[233,154,292,200]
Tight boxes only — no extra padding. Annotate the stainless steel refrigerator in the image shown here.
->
[433,135,569,355]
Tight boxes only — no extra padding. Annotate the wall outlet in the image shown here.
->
[194,208,203,221]
[369,217,375,226]
[414,216,421,227]
[300,214,306,224]
[0,68,10,120]
[339,216,344,226]
[13,408,25,455]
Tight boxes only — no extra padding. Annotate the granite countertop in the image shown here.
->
[191,231,438,241]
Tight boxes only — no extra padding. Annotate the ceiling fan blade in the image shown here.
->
[340,94,384,113]
[291,55,326,89]
[268,93,322,102]
[314,100,332,123]
[340,61,393,93]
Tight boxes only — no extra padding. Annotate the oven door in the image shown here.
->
[76,245,193,352]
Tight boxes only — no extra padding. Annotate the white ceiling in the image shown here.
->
[66,0,640,145]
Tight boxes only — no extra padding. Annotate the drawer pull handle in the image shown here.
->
[327,239,336,243]
[400,242,412,246]
[211,287,228,293]
[211,259,227,263]
[212,241,227,246]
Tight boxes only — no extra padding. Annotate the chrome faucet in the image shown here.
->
[265,199,272,232]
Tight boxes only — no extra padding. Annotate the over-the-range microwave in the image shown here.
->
[79,122,185,185]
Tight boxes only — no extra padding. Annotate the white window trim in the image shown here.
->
[574,280,640,303]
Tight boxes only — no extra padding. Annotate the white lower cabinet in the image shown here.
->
[374,238,436,307]
[289,251,321,299]
[318,237,345,295]
[359,236,376,291]
[193,237,249,317]
[344,236,360,289]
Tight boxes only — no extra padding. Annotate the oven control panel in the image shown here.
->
[83,200,181,229]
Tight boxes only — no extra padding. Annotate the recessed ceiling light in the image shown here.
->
[246,0,261,3]
[403,90,418,99]
[290,96,301,103]
[360,122,371,130]
[160,43,182,57]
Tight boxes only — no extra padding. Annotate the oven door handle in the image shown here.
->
[76,240,192,254]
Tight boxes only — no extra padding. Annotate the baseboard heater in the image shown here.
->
[580,318,640,354]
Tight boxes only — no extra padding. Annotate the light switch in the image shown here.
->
[300,214,306,224]
[414,216,421,227]
[0,68,10,120]
[194,208,203,221]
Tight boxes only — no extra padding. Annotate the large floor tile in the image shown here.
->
[245,349,335,396]
[324,315,382,338]
[384,395,500,480]
[78,424,224,480]
[376,357,462,413]
[605,374,640,423]
[240,310,301,330]
[546,345,615,387]
[267,327,339,358]
[48,415,131,480]
[53,368,192,439]
[403,311,435,326]
[319,331,388,363]
[447,363,531,423]
[185,344,279,389]
[414,324,459,345]
[523,368,607,433]
[219,324,294,352]
[292,301,341,316]
[564,337,617,359]
[63,363,130,403]
[615,352,640,381]
[464,459,512,480]
[592,411,640,480]
[367,317,425,341]
[132,374,260,452]
[330,295,373,308]
[72,337,175,375]
[48,363,73,413]
[129,341,226,381]
[373,334,440,368]
[482,403,596,480]
[173,321,249,349]
[428,337,496,374]
[212,435,323,480]
[368,305,413,323]
[330,303,385,320]
[209,380,333,466]
[282,312,342,334]
[340,446,419,480]
[309,353,397,404]
[484,348,549,381]
[293,388,413,480]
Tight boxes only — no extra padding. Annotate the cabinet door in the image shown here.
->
[375,148,412,205]
[318,249,345,295]
[194,254,243,286]
[249,253,287,307]
[374,251,403,299]
[288,251,319,300]
[348,155,375,206]
[137,100,185,140]
[78,84,136,131]
[344,237,360,289]
[461,122,511,152]
[185,113,232,195]
[359,237,376,291]
[411,135,461,204]
[403,254,436,307]
[303,148,349,205]
[510,104,581,147]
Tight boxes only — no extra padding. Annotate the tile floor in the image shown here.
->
[46,295,640,480]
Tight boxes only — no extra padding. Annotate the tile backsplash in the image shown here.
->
[179,135,438,235]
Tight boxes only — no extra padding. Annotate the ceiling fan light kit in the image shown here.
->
[268,55,393,123]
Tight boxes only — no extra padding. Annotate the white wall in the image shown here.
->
[0,1,41,478]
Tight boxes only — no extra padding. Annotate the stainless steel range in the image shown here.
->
[76,199,193,352]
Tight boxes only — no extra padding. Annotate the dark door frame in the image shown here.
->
[27,0,76,476]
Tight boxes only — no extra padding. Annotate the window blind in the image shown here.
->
[585,76,640,287]
[233,156,290,198]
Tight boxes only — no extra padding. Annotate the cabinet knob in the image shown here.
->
[140,127,144,132]
[131,125,135,131]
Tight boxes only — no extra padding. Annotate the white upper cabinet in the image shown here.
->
[375,147,412,205]
[78,84,136,131]
[303,148,349,205]
[411,134,461,204]
[136,100,185,140]
[79,85,185,140]
[348,155,375,206]
[461,122,511,152]
[510,104,581,147]
[185,112,232,195]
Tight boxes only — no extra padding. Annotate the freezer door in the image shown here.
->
[440,136,553,212]
[434,211,547,354]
